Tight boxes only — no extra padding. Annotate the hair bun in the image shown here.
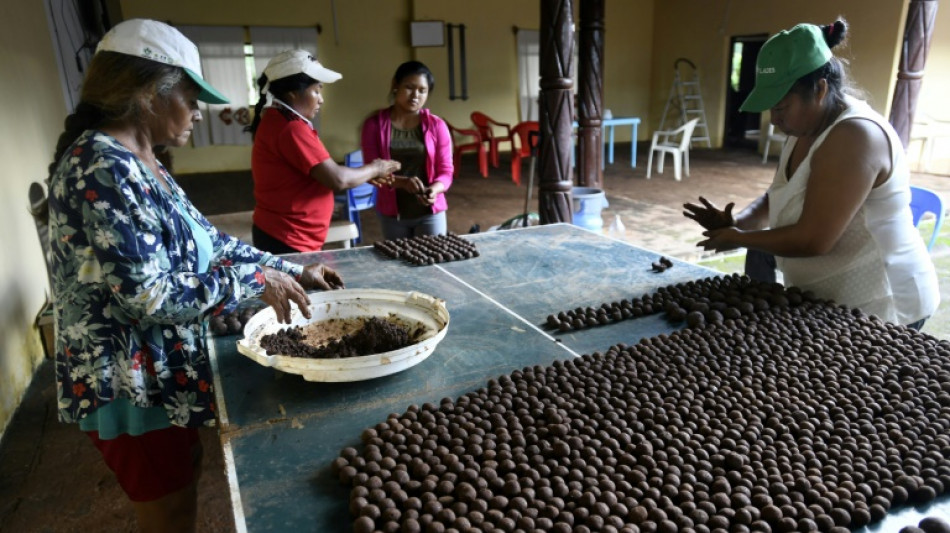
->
[823,19,848,48]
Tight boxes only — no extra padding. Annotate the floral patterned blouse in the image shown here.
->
[49,130,302,428]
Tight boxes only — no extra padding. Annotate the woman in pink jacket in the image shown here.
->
[361,61,454,239]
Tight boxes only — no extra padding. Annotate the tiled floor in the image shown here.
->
[3,146,948,532]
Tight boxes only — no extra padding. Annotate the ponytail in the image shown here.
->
[791,18,859,108]
[48,102,104,178]
[245,72,318,139]
[820,19,848,49]
[245,73,269,139]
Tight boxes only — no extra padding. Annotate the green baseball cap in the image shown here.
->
[740,24,832,113]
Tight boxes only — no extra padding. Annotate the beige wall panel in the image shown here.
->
[0,0,67,438]
[650,0,908,147]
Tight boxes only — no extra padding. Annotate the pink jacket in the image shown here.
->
[361,107,454,216]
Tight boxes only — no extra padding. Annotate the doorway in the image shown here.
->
[723,34,769,149]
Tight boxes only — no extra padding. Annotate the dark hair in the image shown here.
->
[48,51,184,179]
[391,61,435,95]
[789,19,861,108]
[245,72,318,138]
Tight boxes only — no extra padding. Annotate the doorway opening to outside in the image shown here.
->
[723,33,769,150]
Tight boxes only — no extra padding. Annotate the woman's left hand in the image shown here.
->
[417,187,438,206]
[697,226,743,253]
[299,262,344,291]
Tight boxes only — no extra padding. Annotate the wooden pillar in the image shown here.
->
[538,0,575,225]
[576,0,605,188]
[888,0,939,148]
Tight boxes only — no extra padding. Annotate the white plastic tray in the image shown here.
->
[237,289,449,382]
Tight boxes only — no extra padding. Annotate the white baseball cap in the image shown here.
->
[263,49,342,86]
[97,18,229,104]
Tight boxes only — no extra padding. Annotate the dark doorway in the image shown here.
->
[723,34,769,149]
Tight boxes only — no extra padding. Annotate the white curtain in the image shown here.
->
[177,26,250,146]
[516,29,540,123]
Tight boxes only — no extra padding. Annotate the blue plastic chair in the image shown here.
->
[336,149,377,245]
[909,185,944,252]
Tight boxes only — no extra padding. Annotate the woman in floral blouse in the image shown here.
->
[46,19,341,532]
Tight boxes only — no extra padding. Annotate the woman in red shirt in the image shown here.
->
[247,50,400,253]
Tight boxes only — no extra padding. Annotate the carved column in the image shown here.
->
[576,0,605,188]
[538,0,575,224]
[888,0,939,148]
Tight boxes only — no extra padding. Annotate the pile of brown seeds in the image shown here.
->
[545,274,813,333]
[260,317,411,359]
[373,233,479,266]
[334,274,950,532]
[209,303,266,336]
[901,515,950,533]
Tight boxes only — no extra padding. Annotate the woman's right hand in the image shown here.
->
[683,196,735,231]
[259,266,311,324]
[391,174,426,195]
[373,159,401,183]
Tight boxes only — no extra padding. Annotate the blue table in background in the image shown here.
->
[209,224,949,532]
[603,117,641,167]
[572,117,641,168]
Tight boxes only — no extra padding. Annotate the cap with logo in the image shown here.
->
[263,50,342,88]
[96,19,229,104]
[739,24,833,113]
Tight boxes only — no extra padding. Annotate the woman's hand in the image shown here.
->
[374,159,401,182]
[696,226,743,253]
[299,262,344,291]
[259,266,312,324]
[392,175,426,195]
[683,196,735,231]
[418,187,438,206]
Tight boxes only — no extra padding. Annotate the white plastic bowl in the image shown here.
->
[236,289,449,382]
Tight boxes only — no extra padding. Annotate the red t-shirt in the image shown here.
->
[251,107,333,251]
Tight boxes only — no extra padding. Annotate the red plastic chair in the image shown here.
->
[470,112,514,168]
[510,121,539,186]
[446,121,488,178]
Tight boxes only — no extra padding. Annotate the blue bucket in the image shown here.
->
[571,187,608,232]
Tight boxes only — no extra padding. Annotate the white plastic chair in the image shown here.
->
[762,123,788,164]
[646,118,699,180]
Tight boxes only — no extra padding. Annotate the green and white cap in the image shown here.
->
[97,18,229,104]
[740,24,832,113]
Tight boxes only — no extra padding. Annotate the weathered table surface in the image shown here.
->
[208,223,949,532]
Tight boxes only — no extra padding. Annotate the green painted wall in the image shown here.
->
[0,0,65,440]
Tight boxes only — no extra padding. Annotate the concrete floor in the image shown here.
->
[2,145,948,532]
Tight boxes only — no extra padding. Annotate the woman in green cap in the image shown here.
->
[684,19,938,329]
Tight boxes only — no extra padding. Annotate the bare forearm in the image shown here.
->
[726,224,834,258]
[734,194,769,231]
[311,163,372,192]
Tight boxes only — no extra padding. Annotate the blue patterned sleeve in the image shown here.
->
[64,144,277,323]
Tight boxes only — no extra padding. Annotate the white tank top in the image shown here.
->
[767,96,939,325]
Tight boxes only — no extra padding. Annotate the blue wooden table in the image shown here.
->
[572,117,641,169]
[208,224,949,532]
[209,224,716,532]
[603,117,641,167]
